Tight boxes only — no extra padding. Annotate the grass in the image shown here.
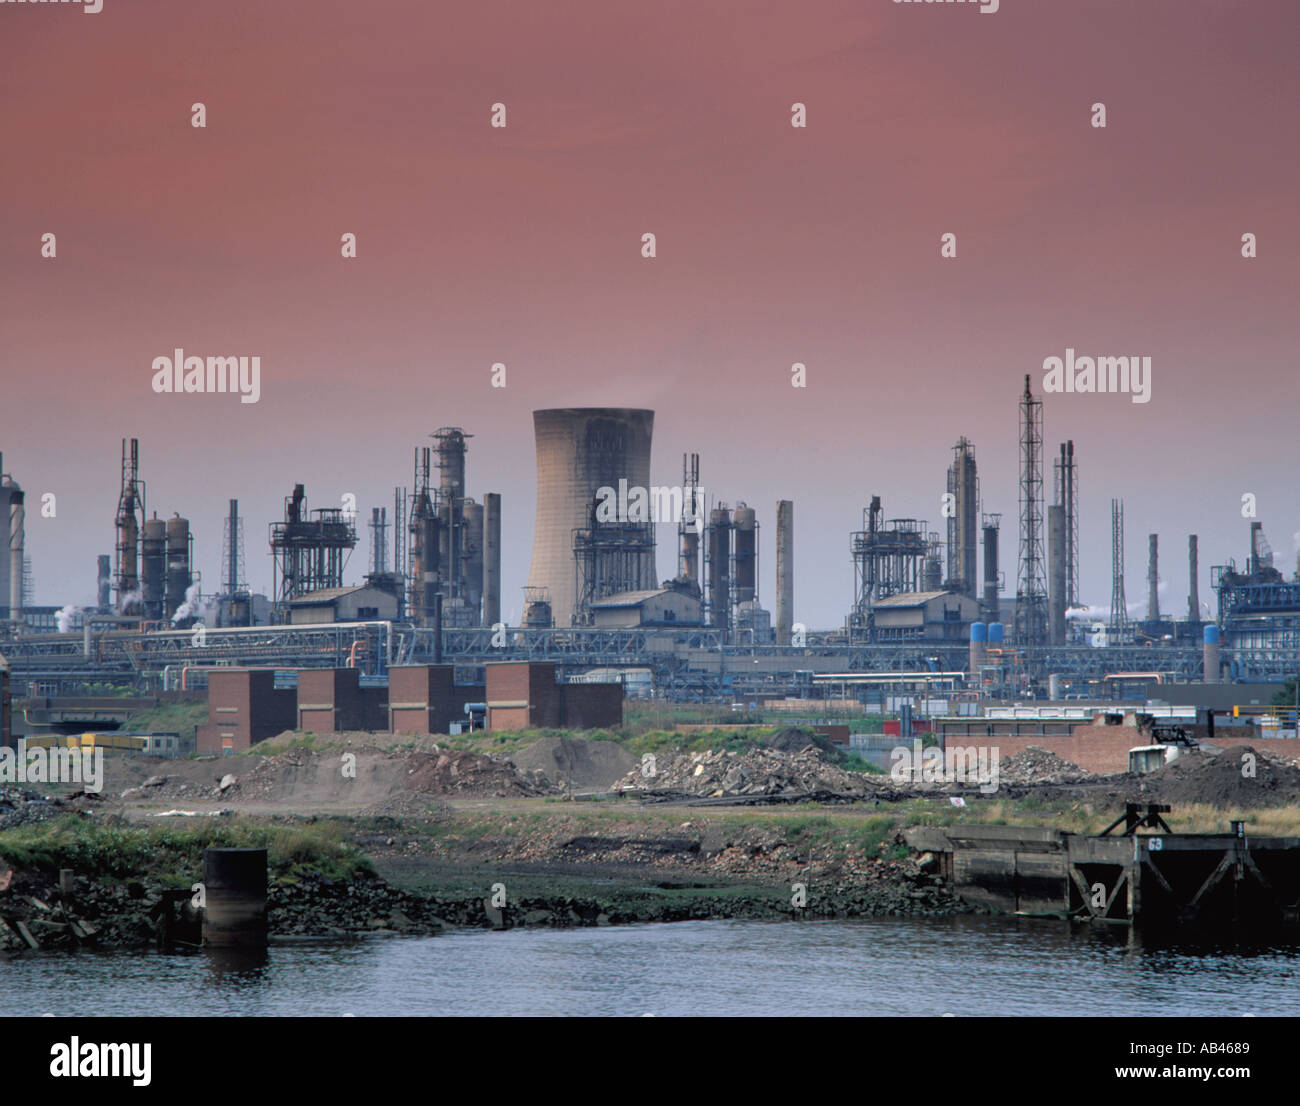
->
[120,701,208,748]
[0,816,375,884]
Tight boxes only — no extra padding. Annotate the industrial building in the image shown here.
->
[4,378,1300,706]
[284,584,399,625]
[586,587,702,629]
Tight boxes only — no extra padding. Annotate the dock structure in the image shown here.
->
[906,807,1300,931]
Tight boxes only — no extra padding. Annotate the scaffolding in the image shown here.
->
[849,496,930,642]
[572,496,656,626]
[268,484,357,610]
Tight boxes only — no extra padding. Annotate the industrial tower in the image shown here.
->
[1015,376,1048,649]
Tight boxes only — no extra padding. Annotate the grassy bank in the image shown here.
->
[0,816,375,886]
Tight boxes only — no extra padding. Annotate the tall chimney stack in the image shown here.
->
[775,500,794,646]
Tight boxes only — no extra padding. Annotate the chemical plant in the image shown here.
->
[1,384,1298,707]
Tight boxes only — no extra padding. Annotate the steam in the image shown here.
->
[170,581,220,626]
[55,604,80,633]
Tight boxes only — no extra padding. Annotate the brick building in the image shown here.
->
[196,669,297,754]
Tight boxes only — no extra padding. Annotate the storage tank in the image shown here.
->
[97,554,112,610]
[526,409,655,627]
[988,622,1005,644]
[141,517,166,620]
[462,500,484,619]
[164,515,191,620]
[1203,624,1221,683]
[733,504,756,603]
[708,506,732,631]
[969,621,987,676]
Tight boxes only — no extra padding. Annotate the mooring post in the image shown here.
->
[202,848,268,948]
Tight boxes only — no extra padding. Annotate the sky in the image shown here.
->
[1,0,1297,629]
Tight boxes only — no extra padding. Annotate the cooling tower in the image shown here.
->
[527,408,655,628]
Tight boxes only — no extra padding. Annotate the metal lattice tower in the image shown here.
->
[221,499,246,595]
[1110,498,1128,639]
[369,507,388,575]
[1015,375,1047,648]
[1053,440,1079,608]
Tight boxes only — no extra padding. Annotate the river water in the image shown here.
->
[4,916,1298,1017]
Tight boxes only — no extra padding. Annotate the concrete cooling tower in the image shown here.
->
[527,408,656,627]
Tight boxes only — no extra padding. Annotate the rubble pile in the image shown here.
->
[610,746,884,799]
[0,785,95,831]
[1141,746,1300,809]
[403,749,552,798]
[997,747,1091,786]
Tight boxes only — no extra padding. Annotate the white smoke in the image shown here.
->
[171,581,202,625]
[171,581,220,626]
[118,588,142,613]
[55,604,80,633]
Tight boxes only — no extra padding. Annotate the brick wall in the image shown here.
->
[560,683,623,729]
[938,722,1300,776]
[197,669,295,754]
[297,668,364,732]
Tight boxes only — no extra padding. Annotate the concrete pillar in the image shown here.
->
[483,492,501,628]
[203,848,267,948]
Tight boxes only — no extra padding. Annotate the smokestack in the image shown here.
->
[1188,534,1199,623]
[776,500,793,646]
[97,555,111,611]
[1147,533,1159,623]
[228,500,240,594]
[1048,504,1066,646]
[8,486,24,624]
[1203,624,1221,683]
[982,517,1000,621]
[483,492,501,628]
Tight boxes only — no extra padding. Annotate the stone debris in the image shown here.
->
[610,746,885,799]
[996,746,1091,785]
[402,749,552,797]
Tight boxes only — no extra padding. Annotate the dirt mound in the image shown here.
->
[508,736,638,790]
[1140,746,1300,809]
[998,746,1091,785]
[611,745,883,799]
[764,727,842,760]
[403,750,552,797]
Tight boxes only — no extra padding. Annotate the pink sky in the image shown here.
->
[1,0,1296,627]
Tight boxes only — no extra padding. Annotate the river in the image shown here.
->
[4,916,1298,1017]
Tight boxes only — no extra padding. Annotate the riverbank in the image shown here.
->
[0,801,973,953]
